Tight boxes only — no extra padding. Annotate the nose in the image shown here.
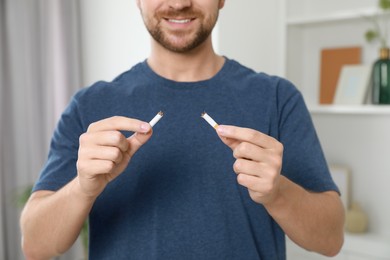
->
[167,0,192,10]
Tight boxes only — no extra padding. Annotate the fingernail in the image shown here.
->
[216,125,227,136]
[140,123,150,133]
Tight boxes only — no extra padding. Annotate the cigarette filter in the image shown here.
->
[201,112,218,129]
[149,111,164,127]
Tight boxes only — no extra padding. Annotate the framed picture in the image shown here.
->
[319,46,361,104]
[329,165,350,210]
[333,65,372,105]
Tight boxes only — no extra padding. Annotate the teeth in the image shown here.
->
[168,19,191,24]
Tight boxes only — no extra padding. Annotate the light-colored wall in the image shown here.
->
[217,1,284,76]
[79,1,282,85]
[76,0,390,256]
[284,0,390,240]
[79,0,150,86]
[313,113,390,238]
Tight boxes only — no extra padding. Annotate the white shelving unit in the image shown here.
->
[287,7,379,26]
[283,1,382,108]
[282,0,390,259]
[287,233,390,260]
[309,105,390,115]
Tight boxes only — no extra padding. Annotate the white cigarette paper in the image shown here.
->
[149,111,164,127]
[201,112,218,129]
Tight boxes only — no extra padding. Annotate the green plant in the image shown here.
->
[17,185,89,259]
[16,184,34,208]
[365,0,390,47]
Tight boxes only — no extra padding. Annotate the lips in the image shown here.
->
[158,9,199,27]
[167,18,192,24]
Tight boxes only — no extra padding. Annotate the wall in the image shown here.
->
[78,0,390,238]
[76,0,390,256]
[79,0,150,86]
[79,1,283,85]
[217,1,284,76]
[283,0,390,240]
[313,113,390,238]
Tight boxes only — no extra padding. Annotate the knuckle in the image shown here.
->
[271,156,283,169]
[233,148,239,158]
[79,133,89,145]
[102,160,116,173]
[235,142,249,157]
[108,117,119,128]
[77,148,86,159]
[76,160,81,170]
[253,193,264,203]
[237,173,246,184]
[233,160,242,173]
[87,122,98,132]
[111,115,123,121]
[111,148,123,162]
[110,131,123,144]
[263,182,274,194]
[239,143,248,153]
[76,160,87,173]
[275,159,283,169]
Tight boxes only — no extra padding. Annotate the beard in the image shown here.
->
[142,7,219,53]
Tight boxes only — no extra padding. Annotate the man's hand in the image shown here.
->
[76,116,152,198]
[216,125,284,205]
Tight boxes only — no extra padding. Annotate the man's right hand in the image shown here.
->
[76,116,152,199]
[21,116,153,259]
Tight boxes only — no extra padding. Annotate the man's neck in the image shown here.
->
[147,39,225,82]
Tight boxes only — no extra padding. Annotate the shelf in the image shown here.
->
[343,233,390,258]
[287,233,390,259]
[284,1,390,247]
[287,7,379,26]
[309,105,390,115]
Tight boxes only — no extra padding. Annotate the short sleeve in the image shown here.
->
[33,94,84,192]
[276,80,339,193]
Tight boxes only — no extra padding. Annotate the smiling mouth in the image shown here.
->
[166,18,193,24]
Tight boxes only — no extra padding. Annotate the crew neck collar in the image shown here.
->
[139,57,234,89]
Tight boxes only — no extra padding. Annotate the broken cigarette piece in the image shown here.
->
[201,112,219,129]
[149,111,164,127]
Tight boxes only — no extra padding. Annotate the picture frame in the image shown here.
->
[319,46,361,104]
[333,65,372,105]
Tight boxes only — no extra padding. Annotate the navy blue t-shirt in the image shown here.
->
[34,58,338,259]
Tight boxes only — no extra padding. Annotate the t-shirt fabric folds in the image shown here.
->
[34,58,338,260]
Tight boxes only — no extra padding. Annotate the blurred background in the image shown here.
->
[1,0,389,259]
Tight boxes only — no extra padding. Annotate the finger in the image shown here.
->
[233,159,262,177]
[126,129,153,157]
[77,159,117,176]
[80,145,124,164]
[237,173,278,204]
[87,116,150,134]
[80,131,130,152]
[217,125,277,149]
[217,134,240,150]
[237,174,264,192]
[233,142,264,161]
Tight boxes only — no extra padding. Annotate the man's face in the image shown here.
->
[137,0,224,53]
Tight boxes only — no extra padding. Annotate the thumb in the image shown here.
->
[127,129,153,157]
[217,134,239,151]
[216,127,239,150]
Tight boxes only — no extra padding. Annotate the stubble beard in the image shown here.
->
[143,8,219,53]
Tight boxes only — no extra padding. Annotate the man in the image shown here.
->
[20,0,345,259]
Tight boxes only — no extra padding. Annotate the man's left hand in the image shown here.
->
[216,125,284,205]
